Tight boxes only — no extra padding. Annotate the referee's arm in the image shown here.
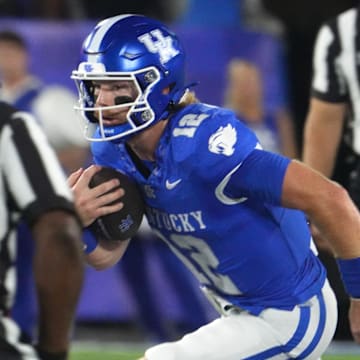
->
[303,98,346,177]
[302,19,348,255]
[2,105,84,358]
[303,19,348,178]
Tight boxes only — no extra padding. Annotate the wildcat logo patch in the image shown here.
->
[208,124,237,156]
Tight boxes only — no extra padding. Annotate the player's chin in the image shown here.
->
[102,119,124,126]
[95,111,125,125]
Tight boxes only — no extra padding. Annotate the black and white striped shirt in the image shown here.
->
[311,6,360,155]
[0,101,75,313]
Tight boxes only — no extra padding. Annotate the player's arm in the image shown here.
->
[226,149,360,256]
[85,237,131,270]
[32,211,84,357]
[226,149,360,342]
[68,165,130,269]
[282,160,360,258]
[303,97,346,177]
[281,160,360,343]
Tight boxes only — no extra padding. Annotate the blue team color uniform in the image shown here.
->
[91,103,326,316]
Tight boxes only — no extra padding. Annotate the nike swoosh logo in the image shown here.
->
[215,162,247,205]
[166,179,182,190]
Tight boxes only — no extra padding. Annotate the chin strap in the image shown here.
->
[161,81,199,120]
[174,81,198,102]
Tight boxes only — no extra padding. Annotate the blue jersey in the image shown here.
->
[91,103,326,315]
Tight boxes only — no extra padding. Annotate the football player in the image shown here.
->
[69,14,360,359]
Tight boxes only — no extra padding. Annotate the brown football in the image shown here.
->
[89,167,144,241]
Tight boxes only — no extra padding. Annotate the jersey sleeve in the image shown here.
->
[224,149,291,205]
[1,107,76,225]
[311,18,348,103]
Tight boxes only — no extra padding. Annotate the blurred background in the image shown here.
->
[1,0,358,350]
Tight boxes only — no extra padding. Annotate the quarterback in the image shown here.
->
[69,14,360,359]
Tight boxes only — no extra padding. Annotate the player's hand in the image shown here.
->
[68,165,124,227]
[349,298,360,343]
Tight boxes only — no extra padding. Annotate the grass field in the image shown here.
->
[71,351,142,360]
[69,337,360,360]
[70,350,360,360]
[325,357,360,360]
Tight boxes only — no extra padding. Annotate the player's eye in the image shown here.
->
[112,85,122,91]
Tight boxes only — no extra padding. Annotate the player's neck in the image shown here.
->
[127,119,168,161]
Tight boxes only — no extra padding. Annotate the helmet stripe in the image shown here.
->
[87,14,133,57]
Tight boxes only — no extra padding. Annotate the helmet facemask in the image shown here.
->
[72,66,161,142]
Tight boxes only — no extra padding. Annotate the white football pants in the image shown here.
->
[144,280,337,360]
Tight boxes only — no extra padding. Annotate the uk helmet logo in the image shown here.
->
[138,29,179,64]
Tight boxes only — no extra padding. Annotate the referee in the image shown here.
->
[303,4,360,340]
[0,101,84,359]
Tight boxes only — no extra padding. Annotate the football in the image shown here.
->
[89,167,145,241]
